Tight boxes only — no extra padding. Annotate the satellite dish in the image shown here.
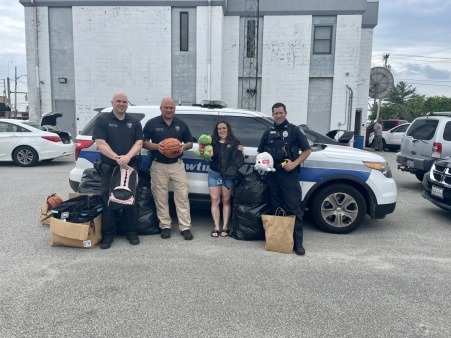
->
[369,67,394,99]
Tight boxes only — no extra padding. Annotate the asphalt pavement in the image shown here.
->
[0,150,450,337]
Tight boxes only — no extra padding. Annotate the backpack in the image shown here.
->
[108,166,139,209]
[51,195,103,223]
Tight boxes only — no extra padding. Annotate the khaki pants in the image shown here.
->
[150,160,191,231]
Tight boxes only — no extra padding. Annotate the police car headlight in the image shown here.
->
[363,161,393,178]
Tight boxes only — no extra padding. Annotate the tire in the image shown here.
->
[13,146,39,167]
[415,171,427,182]
[311,184,367,234]
[386,145,399,152]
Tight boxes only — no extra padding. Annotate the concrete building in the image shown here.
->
[20,0,378,137]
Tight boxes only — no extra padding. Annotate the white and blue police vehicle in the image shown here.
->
[70,102,397,234]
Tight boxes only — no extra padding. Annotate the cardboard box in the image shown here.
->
[39,201,52,227]
[50,214,102,248]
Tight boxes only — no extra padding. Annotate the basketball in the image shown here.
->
[161,138,181,158]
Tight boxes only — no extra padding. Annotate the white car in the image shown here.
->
[70,103,397,234]
[369,123,411,151]
[0,119,74,167]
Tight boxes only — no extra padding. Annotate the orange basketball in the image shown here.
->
[161,138,181,158]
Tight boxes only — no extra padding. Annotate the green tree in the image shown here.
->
[423,96,451,113]
[386,81,418,105]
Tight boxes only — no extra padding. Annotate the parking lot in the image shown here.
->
[1,149,450,337]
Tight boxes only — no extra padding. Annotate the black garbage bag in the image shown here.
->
[135,185,159,235]
[233,164,270,205]
[230,203,269,240]
[230,164,270,240]
[78,168,101,194]
[51,194,103,223]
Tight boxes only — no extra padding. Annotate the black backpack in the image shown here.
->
[51,195,103,223]
[108,166,139,210]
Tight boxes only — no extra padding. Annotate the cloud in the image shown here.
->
[396,64,451,80]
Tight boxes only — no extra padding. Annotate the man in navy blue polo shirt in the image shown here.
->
[143,97,194,240]
[92,92,143,249]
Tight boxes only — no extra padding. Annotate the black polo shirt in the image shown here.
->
[92,111,143,166]
[143,115,193,163]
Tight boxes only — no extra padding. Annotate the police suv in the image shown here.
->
[70,102,397,234]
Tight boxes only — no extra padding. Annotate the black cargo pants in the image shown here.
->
[99,164,138,238]
[266,169,303,249]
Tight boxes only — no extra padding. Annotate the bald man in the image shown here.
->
[93,92,143,249]
[143,97,194,240]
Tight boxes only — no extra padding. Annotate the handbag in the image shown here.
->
[262,208,295,254]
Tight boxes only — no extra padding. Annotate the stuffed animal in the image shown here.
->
[254,152,276,172]
[194,134,213,161]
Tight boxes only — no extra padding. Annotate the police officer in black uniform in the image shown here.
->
[258,102,312,255]
[142,97,194,241]
[93,92,143,249]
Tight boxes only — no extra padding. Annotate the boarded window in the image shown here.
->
[313,26,332,54]
[180,12,189,51]
[246,19,256,58]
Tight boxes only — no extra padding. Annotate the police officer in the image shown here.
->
[258,102,312,255]
[93,92,143,249]
[142,97,194,240]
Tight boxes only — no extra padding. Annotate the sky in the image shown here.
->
[0,0,450,112]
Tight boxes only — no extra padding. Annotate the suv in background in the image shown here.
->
[70,102,397,234]
[397,112,451,181]
[366,119,408,146]
[422,156,451,212]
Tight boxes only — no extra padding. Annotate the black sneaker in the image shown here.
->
[294,246,305,255]
[100,236,114,249]
[161,228,171,239]
[181,229,193,240]
[127,235,140,245]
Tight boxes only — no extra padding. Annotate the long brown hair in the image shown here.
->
[212,120,239,146]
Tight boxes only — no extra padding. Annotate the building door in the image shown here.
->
[307,78,333,134]
[54,99,76,137]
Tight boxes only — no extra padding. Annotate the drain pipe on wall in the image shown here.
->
[207,0,212,100]
[346,85,353,130]
[31,0,42,119]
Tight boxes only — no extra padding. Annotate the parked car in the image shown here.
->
[70,103,397,234]
[368,123,411,152]
[422,156,451,212]
[396,112,451,181]
[0,119,74,166]
[366,119,408,146]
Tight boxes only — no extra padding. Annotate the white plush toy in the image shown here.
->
[255,152,276,172]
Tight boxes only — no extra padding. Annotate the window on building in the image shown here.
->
[313,26,332,54]
[246,19,256,58]
[180,12,189,51]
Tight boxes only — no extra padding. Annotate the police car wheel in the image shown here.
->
[311,184,366,234]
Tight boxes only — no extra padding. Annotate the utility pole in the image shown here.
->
[6,77,11,107]
[382,53,390,68]
[14,66,18,117]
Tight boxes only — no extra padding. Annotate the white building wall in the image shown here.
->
[24,6,52,122]
[196,6,223,102]
[330,15,362,131]
[222,16,240,108]
[356,28,374,124]
[72,6,172,130]
[261,16,311,123]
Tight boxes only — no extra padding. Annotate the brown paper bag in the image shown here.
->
[39,201,52,227]
[262,208,295,254]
